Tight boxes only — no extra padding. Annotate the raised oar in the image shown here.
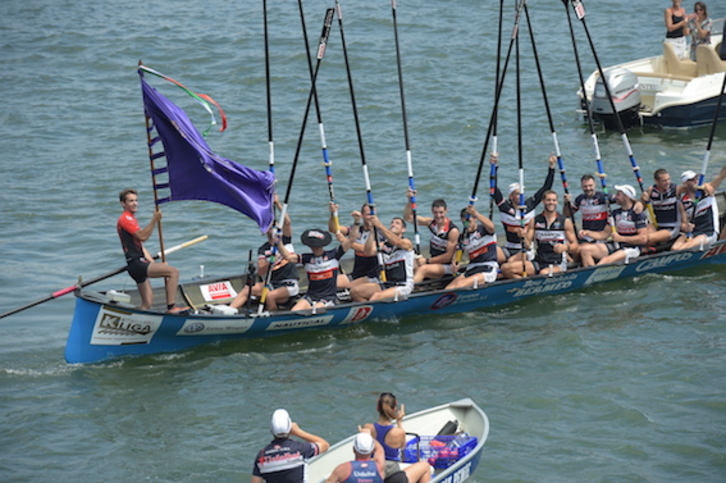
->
[563,0,618,247]
[263,0,275,176]
[335,0,386,281]
[489,0,505,220]
[260,8,335,312]
[470,0,523,208]
[298,0,339,232]
[523,1,575,228]
[515,25,527,278]
[0,235,208,320]
[391,0,420,254]
[571,0,655,225]
[687,68,726,236]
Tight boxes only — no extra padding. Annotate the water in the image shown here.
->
[1,0,725,481]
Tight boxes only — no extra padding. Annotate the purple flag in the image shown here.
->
[141,77,275,233]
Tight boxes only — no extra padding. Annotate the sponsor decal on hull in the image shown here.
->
[584,265,627,285]
[267,315,334,331]
[437,461,472,483]
[177,317,255,336]
[635,251,693,272]
[90,307,163,346]
[507,273,578,297]
[342,305,374,324]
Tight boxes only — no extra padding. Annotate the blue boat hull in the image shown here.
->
[65,240,726,364]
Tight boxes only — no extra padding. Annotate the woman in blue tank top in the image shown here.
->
[362,393,432,483]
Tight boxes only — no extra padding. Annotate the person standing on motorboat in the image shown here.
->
[665,0,690,58]
[688,2,712,60]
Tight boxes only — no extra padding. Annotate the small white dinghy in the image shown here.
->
[307,398,489,483]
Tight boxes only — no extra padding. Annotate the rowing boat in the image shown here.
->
[306,398,489,483]
[66,202,726,364]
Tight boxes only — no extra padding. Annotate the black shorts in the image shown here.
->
[127,258,150,284]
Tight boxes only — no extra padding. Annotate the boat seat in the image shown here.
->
[696,44,726,76]
[662,41,697,77]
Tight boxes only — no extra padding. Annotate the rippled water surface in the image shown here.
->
[1,1,725,481]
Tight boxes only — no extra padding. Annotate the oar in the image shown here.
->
[571,0,655,225]
[335,0,386,281]
[0,235,208,320]
[263,0,275,176]
[298,0,339,232]
[489,0,505,221]
[515,26,527,278]
[470,0,523,207]
[391,0,420,254]
[260,8,335,312]
[687,69,726,235]
[563,0,618,247]
[523,1,575,229]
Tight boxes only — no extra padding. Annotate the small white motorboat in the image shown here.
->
[579,18,725,129]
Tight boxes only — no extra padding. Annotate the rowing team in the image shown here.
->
[117,158,726,314]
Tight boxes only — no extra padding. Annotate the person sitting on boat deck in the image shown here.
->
[252,408,330,483]
[324,431,385,483]
[563,174,614,262]
[116,188,187,313]
[404,190,459,284]
[362,393,432,483]
[279,228,353,311]
[639,168,682,250]
[672,166,726,250]
[490,152,557,264]
[500,190,578,278]
[687,2,712,60]
[664,0,690,59]
[578,185,649,267]
[229,200,299,313]
[446,205,499,289]
[329,201,382,290]
[350,215,415,302]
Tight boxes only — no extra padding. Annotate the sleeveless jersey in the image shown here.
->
[533,213,567,265]
[301,246,345,300]
[381,243,415,285]
[373,422,400,462]
[428,218,458,257]
[351,228,382,279]
[650,182,680,229]
[341,460,383,483]
[459,224,497,266]
[681,193,719,236]
[258,236,299,283]
[571,191,609,232]
[612,207,648,248]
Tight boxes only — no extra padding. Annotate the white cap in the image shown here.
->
[270,409,292,437]
[507,183,521,196]
[614,184,637,201]
[353,432,375,455]
[680,170,698,184]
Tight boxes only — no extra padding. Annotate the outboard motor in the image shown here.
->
[590,67,641,130]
